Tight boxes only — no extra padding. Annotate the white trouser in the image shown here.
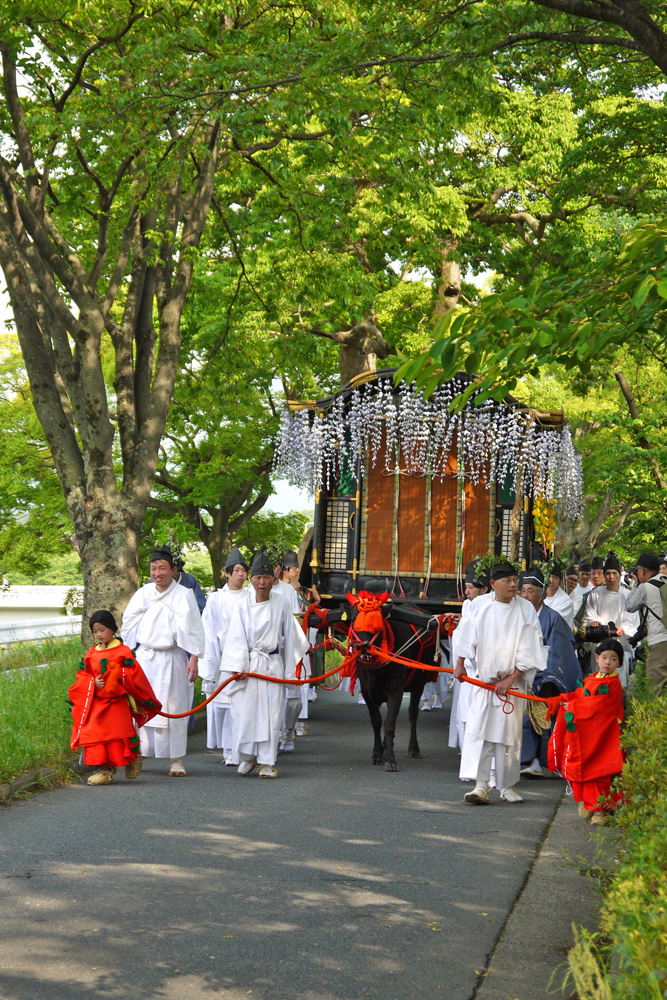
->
[140,721,187,760]
[474,738,520,791]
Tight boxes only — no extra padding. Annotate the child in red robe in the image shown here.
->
[69,610,161,786]
[548,638,624,825]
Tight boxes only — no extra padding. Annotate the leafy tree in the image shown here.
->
[0,339,73,578]
[0,1,484,621]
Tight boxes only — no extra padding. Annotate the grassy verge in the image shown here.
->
[0,638,83,784]
[567,661,667,998]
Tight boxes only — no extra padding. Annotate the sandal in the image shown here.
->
[168,759,186,776]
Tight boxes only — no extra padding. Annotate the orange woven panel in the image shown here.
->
[397,464,426,575]
[463,477,491,564]
[431,450,458,575]
[363,446,395,573]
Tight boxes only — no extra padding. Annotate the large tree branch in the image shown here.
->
[0,220,84,494]
[228,491,271,535]
[125,123,220,505]
[528,0,667,73]
[494,29,643,52]
[54,10,145,113]
[615,369,667,490]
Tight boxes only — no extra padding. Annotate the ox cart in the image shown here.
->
[276,369,582,769]
[277,368,582,612]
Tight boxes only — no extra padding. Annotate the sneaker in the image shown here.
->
[87,768,115,786]
[258,765,278,779]
[124,753,143,780]
[238,759,257,775]
[168,759,186,777]
[464,784,491,805]
[500,785,524,803]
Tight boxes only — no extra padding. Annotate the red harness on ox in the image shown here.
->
[342,591,395,696]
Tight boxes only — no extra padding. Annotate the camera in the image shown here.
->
[628,620,648,649]
[573,622,617,645]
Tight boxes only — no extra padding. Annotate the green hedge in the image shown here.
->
[569,689,667,999]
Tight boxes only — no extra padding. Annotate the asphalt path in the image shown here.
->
[0,688,564,1000]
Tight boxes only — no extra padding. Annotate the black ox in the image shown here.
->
[307,591,441,772]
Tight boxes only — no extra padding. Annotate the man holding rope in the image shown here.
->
[222,547,309,779]
[454,562,546,805]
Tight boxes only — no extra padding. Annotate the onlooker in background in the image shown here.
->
[169,547,207,613]
[581,552,638,688]
[571,560,593,615]
[660,555,667,576]
[625,552,667,694]
[565,565,579,596]
[544,562,575,630]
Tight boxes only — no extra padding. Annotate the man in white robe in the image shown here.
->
[274,549,309,748]
[571,560,594,615]
[454,562,545,805]
[222,548,309,778]
[122,546,206,776]
[544,562,575,630]
[581,552,638,688]
[448,560,489,755]
[200,547,249,763]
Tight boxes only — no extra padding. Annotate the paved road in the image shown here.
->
[0,689,564,1000]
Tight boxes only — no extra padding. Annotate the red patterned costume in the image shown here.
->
[69,640,161,768]
[548,672,624,813]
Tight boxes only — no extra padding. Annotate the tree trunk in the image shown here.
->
[556,492,638,561]
[337,320,391,386]
[339,341,380,386]
[76,507,141,644]
[432,244,462,320]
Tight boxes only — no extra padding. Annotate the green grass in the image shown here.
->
[0,638,83,783]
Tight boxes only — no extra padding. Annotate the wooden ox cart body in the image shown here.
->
[278,369,582,770]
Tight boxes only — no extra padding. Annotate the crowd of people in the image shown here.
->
[68,543,666,823]
[446,550,666,822]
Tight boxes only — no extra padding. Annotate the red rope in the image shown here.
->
[158,637,359,718]
[364,643,548,704]
[157,631,549,719]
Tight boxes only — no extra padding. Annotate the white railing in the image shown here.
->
[0,616,82,648]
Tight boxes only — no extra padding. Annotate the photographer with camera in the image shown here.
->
[580,552,638,688]
[625,552,667,694]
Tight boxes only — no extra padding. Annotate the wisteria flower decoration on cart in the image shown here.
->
[274,374,583,517]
